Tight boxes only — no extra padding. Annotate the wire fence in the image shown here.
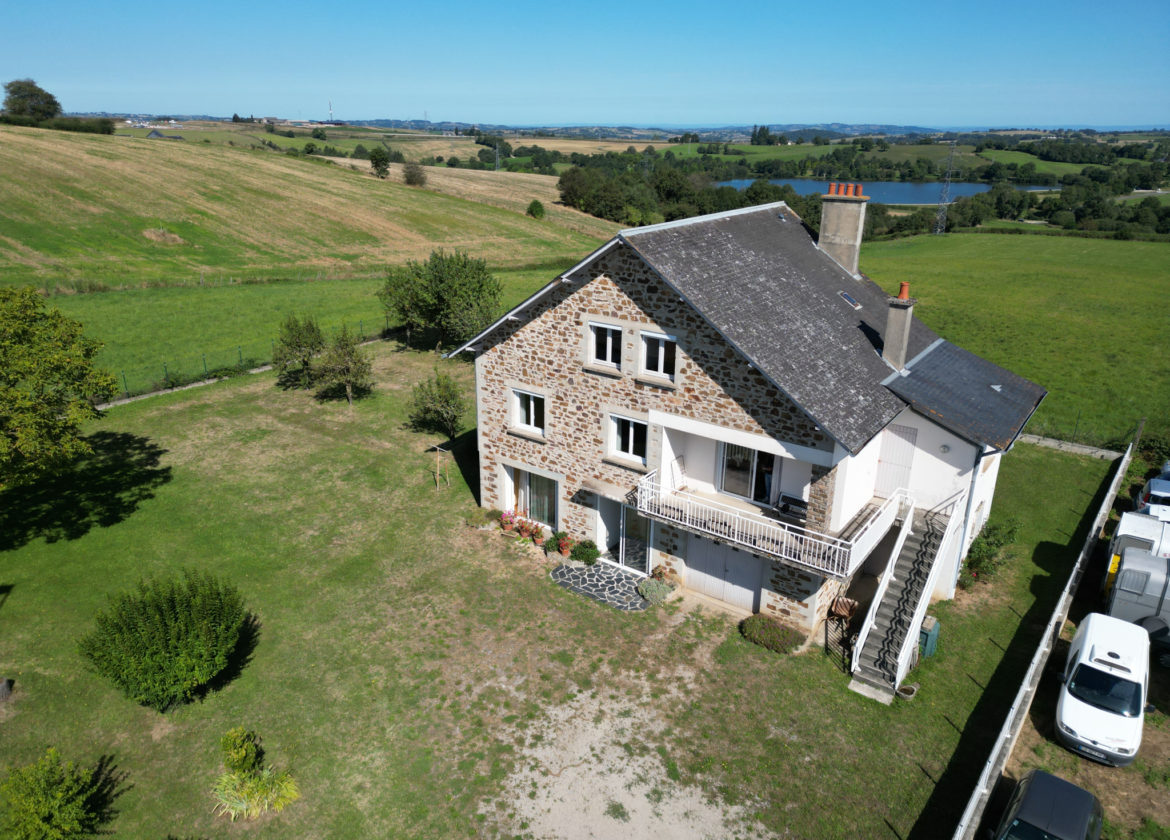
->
[1024,412,1154,452]
[113,315,391,398]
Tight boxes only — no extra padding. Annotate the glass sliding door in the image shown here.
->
[512,468,558,528]
[719,444,776,505]
[620,505,650,574]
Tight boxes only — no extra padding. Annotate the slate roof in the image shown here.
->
[452,201,1045,455]
[886,340,1046,451]
[620,203,937,452]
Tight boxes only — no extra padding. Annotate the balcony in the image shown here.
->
[635,470,913,579]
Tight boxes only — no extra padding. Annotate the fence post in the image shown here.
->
[238,346,243,366]
[1072,410,1081,443]
[360,320,364,339]
[121,370,129,396]
[203,354,208,376]
[163,362,168,384]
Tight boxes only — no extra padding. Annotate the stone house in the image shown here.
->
[451,186,1045,695]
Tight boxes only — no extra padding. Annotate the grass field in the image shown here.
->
[0,341,1117,838]
[0,125,610,289]
[861,234,1170,444]
[1118,191,1170,205]
[978,149,1099,177]
[52,264,572,394]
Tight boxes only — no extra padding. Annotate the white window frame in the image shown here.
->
[512,389,546,436]
[589,323,622,369]
[610,414,648,465]
[640,331,677,381]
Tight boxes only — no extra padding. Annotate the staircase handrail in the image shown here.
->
[893,491,967,685]
[851,490,916,674]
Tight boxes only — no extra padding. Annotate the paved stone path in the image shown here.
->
[550,563,649,612]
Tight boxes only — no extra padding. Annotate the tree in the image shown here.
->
[0,748,104,839]
[409,370,467,441]
[368,147,390,178]
[526,199,545,219]
[302,141,317,155]
[315,327,372,406]
[403,160,426,186]
[310,127,326,140]
[272,314,324,388]
[3,79,62,121]
[0,287,116,489]
[232,113,241,123]
[377,250,501,348]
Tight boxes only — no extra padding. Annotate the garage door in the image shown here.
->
[685,535,764,612]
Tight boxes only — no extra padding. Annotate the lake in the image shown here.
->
[716,178,1054,205]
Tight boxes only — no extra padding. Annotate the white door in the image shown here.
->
[685,535,763,611]
[875,423,917,498]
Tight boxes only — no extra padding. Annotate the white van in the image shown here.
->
[1056,613,1152,766]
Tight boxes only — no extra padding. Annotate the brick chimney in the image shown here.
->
[819,182,869,276]
[883,281,916,369]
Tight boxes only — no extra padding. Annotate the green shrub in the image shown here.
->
[220,728,263,775]
[526,199,545,219]
[740,614,803,654]
[571,539,600,566]
[212,768,299,821]
[403,161,427,186]
[959,518,1020,588]
[636,578,673,605]
[0,748,102,839]
[409,370,467,441]
[78,569,248,712]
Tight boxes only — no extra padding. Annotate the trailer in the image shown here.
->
[1107,546,1170,642]
[1103,512,1170,596]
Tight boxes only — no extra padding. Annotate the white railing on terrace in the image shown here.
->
[894,492,967,686]
[636,470,913,580]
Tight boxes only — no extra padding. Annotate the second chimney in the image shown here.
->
[883,281,916,370]
[819,182,868,276]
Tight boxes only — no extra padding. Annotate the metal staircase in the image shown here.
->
[851,509,948,697]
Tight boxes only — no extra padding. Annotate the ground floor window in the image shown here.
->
[513,467,557,528]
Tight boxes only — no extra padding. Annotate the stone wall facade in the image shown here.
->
[475,242,841,633]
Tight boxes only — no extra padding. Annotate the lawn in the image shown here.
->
[0,341,1114,838]
[861,233,1170,444]
[52,263,574,395]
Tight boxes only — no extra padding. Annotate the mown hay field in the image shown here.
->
[0,125,610,289]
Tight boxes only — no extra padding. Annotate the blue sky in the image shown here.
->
[5,0,1168,128]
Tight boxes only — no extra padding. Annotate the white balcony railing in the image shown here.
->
[635,470,913,579]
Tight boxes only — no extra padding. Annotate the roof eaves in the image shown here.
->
[443,237,621,358]
[620,234,853,454]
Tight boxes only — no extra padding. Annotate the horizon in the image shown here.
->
[5,0,1169,127]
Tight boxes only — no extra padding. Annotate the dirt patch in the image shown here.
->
[142,228,186,244]
[483,674,772,840]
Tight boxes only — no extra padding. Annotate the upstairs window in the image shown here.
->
[590,323,622,368]
[641,332,677,380]
[513,389,545,435]
[611,415,648,464]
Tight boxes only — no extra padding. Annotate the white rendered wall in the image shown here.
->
[830,438,882,532]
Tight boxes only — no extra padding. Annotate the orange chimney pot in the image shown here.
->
[829,182,837,195]
[856,183,864,196]
[897,281,911,300]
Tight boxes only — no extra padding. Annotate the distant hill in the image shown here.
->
[0,124,609,290]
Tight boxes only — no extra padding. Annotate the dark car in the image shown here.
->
[990,769,1103,840]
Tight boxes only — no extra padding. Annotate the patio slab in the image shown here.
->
[550,562,649,612]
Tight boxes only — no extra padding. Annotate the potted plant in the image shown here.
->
[552,531,573,558]
[500,510,520,532]
[532,529,547,547]
[571,539,600,566]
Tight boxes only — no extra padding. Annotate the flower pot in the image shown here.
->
[502,523,514,532]
[559,549,571,558]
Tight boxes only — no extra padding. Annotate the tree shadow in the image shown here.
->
[0,432,171,552]
[0,584,11,613]
[87,754,132,834]
[313,382,374,403]
[199,614,261,700]
[908,466,1114,839]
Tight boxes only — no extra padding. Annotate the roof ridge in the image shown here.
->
[620,201,790,238]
